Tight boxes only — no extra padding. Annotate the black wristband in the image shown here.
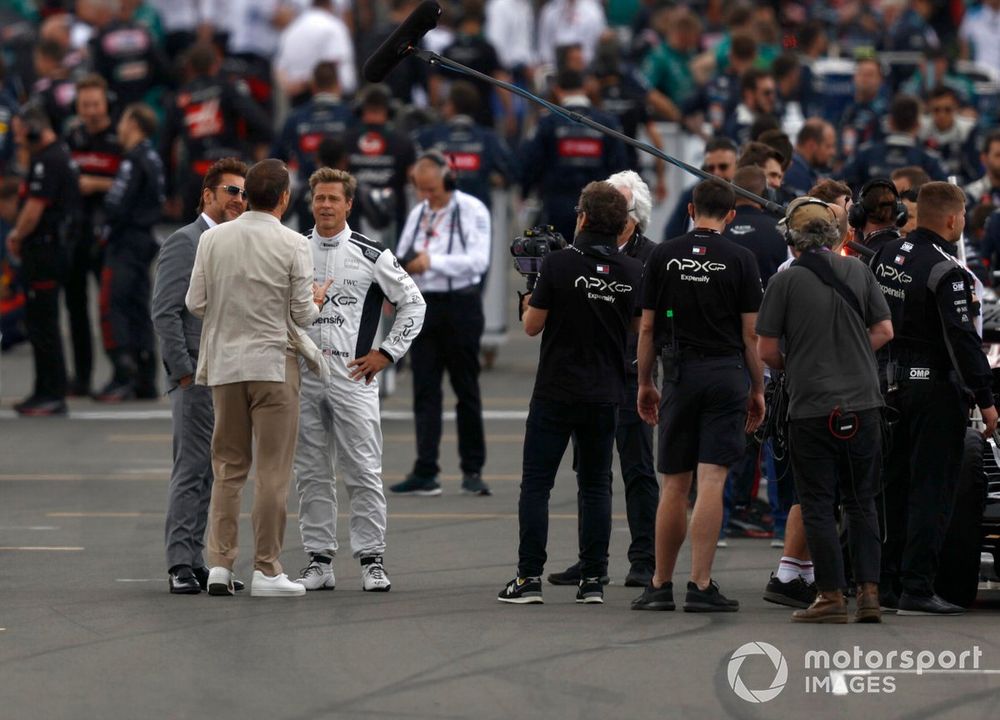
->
[378,348,395,363]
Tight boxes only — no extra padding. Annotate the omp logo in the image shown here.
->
[909,368,930,380]
[728,642,788,703]
[665,258,727,273]
[876,264,912,284]
[574,277,633,293]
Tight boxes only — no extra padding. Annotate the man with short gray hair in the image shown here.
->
[756,199,893,623]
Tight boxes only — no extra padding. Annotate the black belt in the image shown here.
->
[676,346,740,361]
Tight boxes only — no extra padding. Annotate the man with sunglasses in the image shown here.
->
[153,158,249,595]
[662,136,738,242]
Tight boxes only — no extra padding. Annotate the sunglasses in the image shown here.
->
[216,184,247,199]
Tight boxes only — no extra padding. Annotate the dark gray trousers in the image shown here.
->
[164,383,215,571]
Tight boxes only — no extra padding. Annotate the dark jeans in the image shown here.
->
[63,225,101,387]
[100,232,158,387]
[881,379,967,597]
[518,398,617,578]
[21,237,67,399]
[572,378,657,569]
[789,409,882,591]
[410,291,486,476]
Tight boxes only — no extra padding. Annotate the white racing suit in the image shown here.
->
[295,224,426,558]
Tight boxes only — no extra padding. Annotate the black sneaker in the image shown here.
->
[624,565,654,588]
[631,581,675,611]
[576,577,604,604]
[460,472,492,496]
[389,472,442,496]
[15,396,68,416]
[762,573,817,609]
[684,579,740,612]
[897,593,965,616]
[95,379,135,403]
[879,588,899,613]
[498,576,543,604]
[547,561,610,586]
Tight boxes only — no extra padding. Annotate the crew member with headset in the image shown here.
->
[5,105,79,416]
[390,151,492,497]
[872,181,998,615]
[848,178,908,261]
[497,181,643,605]
[519,68,628,244]
[632,179,766,612]
[756,197,893,623]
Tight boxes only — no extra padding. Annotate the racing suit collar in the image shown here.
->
[313,223,352,244]
[906,227,956,254]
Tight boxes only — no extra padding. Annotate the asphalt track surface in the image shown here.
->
[2,310,999,720]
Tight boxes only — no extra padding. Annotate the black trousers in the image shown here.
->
[572,377,657,569]
[880,379,967,597]
[21,237,67,399]
[518,398,617,578]
[789,409,882,591]
[100,232,158,386]
[410,291,486,476]
[63,222,102,388]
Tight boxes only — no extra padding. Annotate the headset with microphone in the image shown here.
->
[848,178,908,231]
[779,196,838,246]
[419,150,457,191]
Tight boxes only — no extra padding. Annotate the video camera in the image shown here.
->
[510,225,567,292]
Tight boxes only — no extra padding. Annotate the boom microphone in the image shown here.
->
[362,1,442,83]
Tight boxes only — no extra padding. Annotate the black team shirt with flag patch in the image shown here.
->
[641,229,763,354]
[529,236,642,405]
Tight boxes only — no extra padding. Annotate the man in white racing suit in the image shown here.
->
[293,167,426,592]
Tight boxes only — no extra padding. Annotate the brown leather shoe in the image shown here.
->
[791,590,848,623]
[855,582,882,623]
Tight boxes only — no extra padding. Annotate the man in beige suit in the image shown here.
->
[186,159,331,598]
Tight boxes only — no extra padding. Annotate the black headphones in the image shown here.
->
[419,150,457,191]
[18,104,48,144]
[780,196,838,246]
[848,178,908,230]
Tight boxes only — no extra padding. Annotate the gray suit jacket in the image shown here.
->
[152,215,209,390]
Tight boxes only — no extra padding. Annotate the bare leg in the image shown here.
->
[689,463,728,589]
[652,471,693,588]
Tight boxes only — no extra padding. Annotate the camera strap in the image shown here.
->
[792,251,865,323]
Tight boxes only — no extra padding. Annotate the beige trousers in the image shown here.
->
[207,355,301,576]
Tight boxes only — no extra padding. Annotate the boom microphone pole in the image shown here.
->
[363,1,783,215]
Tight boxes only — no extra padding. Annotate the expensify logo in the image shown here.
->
[727,642,995,702]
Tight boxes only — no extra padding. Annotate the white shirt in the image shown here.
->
[961,4,1000,74]
[485,0,536,69]
[537,0,607,67]
[149,0,204,32]
[227,0,308,59]
[396,190,492,294]
[274,7,357,95]
[200,212,217,229]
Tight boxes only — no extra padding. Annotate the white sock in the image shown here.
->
[799,561,815,584]
[777,557,810,583]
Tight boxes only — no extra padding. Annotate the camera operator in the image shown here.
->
[631,179,765,612]
[497,182,642,605]
[873,181,998,615]
[547,170,657,589]
[756,201,893,623]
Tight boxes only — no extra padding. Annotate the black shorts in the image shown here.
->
[657,355,749,474]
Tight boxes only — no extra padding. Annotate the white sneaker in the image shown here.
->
[294,559,336,590]
[361,556,391,592]
[207,566,234,596]
[250,570,306,597]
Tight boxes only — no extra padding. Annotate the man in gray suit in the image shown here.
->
[152,158,248,594]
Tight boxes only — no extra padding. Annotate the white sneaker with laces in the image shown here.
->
[294,559,336,590]
[361,556,391,592]
[251,570,306,597]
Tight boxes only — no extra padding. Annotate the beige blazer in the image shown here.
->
[186,211,319,386]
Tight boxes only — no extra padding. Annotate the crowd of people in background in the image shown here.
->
[3,1,1000,526]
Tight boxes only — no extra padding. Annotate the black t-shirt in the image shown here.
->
[24,141,79,242]
[722,205,789,287]
[641,229,763,354]
[529,234,643,404]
